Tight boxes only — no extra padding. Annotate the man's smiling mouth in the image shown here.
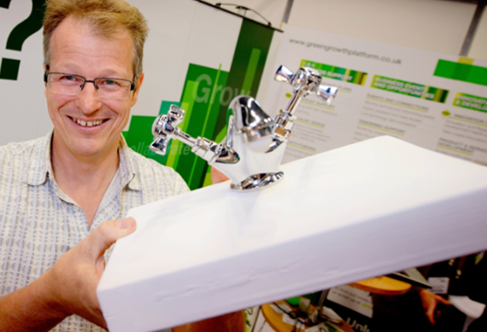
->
[69,116,106,127]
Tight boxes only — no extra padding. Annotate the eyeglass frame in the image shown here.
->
[43,68,136,97]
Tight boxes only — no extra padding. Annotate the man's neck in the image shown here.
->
[50,135,120,229]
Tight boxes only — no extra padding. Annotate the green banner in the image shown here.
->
[300,59,367,85]
[371,75,448,103]
[434,59,487,87]
[453,93,487,113]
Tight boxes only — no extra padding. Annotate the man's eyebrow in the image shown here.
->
[48,65,129,78]
[97,71,128,78]
[49,63,80,73]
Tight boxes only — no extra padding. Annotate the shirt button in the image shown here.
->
[73,206,79,212]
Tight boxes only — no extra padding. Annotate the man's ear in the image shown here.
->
[131,72,144,107]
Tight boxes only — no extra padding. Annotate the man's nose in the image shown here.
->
[77,81,102,113]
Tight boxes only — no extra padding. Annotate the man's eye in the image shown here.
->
[100,79,121,86]
[58,75,80,83]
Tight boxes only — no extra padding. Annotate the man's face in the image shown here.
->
[45,17,143,160]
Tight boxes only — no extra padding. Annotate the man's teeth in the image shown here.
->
[72,118,103,127]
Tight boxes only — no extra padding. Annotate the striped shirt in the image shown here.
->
[0,132,189,331]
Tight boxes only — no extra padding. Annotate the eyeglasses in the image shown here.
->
[44,72,135,101]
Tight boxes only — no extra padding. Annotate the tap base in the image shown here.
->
[230,171,284,191]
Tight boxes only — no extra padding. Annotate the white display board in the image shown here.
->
[264,25,487,166]
[98,136,487,332]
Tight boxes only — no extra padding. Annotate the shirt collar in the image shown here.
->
[119,134,141,191]
[25,131,53,186]
[25,131,141,191]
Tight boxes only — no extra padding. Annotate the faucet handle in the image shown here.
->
[150,136,170,155]
[274,65,338,105]
[167,104,185,125]
[152,105,185,137]
[317,84,338,105]
[274,65,294,83]
[150,105,186,155]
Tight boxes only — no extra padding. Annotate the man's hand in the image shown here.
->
[419,289,451,325]
[211,167,229,184]
[0,217,137,331]
[46,217,137,328]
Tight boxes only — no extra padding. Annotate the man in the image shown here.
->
[0,0,243,331]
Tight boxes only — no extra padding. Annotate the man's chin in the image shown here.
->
[68,141,114,159]
[52,130,119,160]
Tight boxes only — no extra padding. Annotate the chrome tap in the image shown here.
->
[150,65,338,191]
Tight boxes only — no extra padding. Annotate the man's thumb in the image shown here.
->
[86,217,137,258]
[117,217,136,230]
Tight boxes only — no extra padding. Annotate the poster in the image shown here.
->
[264,25,487,166]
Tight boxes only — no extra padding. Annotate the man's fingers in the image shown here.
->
[436,295,451,305]
[83,217,137,259]
[38,219,136,327]
[211,167,229,184]
[425,307,436,325]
